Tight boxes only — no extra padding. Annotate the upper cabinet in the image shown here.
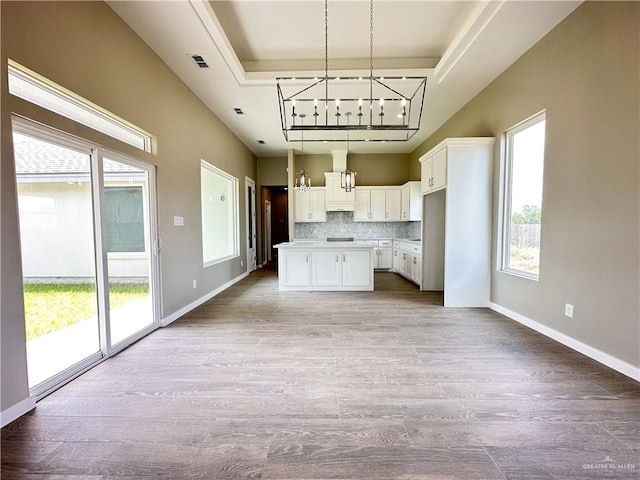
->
[420,146,447,194]
[294,187,326,222]
[354,187,402,222]
[401,181,421,221]
[324,172,355,211]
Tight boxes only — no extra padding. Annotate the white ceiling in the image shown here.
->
[107,0,581,156]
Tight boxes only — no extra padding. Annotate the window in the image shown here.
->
[8,59,153,152]
[105,186,145,253]
[500,111,545,279]
[201,160,239,266]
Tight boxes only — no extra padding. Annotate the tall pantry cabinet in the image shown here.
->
[419,138,494,307]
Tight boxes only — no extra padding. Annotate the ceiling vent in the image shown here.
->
[233,107,244,115]
[189,54,209,69]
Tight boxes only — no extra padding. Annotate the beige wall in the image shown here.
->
[257,156,288,186]
[294,153,333,187]
[1,1,256,417]
[293,153,412,187]
[412,1,639,369]
[348,154,411,186]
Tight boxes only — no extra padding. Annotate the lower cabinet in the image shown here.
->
[278,247,373,290]
[341,250,373,287]
[311,250,341,286]
[375,240,393,269]
[393,241,422,287]
[279,250,310,287]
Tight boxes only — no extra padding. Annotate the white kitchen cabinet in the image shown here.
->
[377,240,393,269]
[410,253,422,285]
[341,249,373,287]
[385,188,402,221]
[401,181,422,221]
[354,187,402,222]
[364,239,393,269]
[324,172,355,211]
[294,187,326,222]
[393,240,422,287]
[276,242,374,291]
[419,137,494,307]
[420,147,447,194]
[354,189,373,221]
[393,244,401,271]
[310,250,340,286]
[279,249,310,287]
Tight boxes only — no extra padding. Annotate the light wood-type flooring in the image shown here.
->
[2,268,639,479]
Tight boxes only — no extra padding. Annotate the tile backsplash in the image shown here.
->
[295,211,421,240]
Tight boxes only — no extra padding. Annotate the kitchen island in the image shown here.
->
[275,242,375,291]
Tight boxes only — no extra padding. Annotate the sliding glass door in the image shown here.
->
[102,155,156,346]
[14,130,102,391]
[13,119,159,395]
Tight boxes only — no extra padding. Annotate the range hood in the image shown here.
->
[325,150,356,212]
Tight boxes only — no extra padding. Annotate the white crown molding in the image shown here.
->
[189,0,248,85]
[434,0,506,84]
[191,0,436,85]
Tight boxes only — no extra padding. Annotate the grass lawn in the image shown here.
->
[24,283,149,341]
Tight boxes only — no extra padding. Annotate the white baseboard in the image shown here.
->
[489,302,640,382]
[1,395,36,428]
[160,271,249,327]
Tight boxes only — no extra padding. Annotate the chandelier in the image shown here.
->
[340,112,356,192]
[277,0,427,143]
[294,114,311,191]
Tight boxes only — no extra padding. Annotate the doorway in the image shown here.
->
[246,177,256,272]
[13,118,159,396]
[264,200,272,263]
[261,186,288,265]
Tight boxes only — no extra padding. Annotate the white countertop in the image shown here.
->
[275,241,376,248]
[292,238,420,244]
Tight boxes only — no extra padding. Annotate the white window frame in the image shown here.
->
[498,111,546,280]
[8,59,153,153]
[201,160,240,267]
[12,115,160,397]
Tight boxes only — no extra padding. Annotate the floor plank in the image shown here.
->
[2,268,639,479]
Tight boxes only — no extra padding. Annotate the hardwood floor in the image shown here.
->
[2,268,639,479]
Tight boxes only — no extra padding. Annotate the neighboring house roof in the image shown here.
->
[13,133,142,179]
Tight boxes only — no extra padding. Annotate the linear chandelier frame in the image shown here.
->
[277,0,428,143]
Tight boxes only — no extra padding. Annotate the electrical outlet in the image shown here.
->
[192,279,197,289]
[564,303,574,318]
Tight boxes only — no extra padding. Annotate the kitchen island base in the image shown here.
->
[275,242,375,291]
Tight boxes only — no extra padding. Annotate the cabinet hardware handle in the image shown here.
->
[305,255,308,263]
[343,254,346,262]
[335,255,339,262]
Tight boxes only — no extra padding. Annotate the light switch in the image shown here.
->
[173,216,184,226]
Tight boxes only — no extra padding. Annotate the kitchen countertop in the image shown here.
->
[292,238,421,243]
[276,241,376,248]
